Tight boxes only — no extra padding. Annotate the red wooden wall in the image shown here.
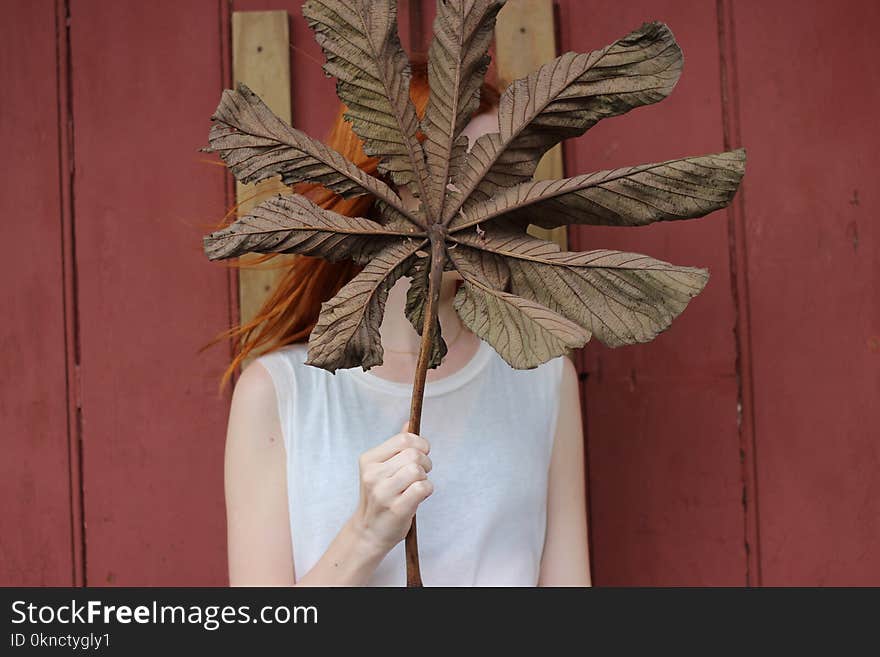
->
[1,0,877,586]
[1,0,76,586]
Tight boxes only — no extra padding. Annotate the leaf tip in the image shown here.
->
[202,235,222,261]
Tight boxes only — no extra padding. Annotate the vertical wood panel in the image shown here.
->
[559,0,744,585]
[228,1,343,356]
[71,0,231,585]
[495,0,567,248]
[232,0,339,145]
[232,11,295,332]
[731,0,880,585]
[0,0,75,586]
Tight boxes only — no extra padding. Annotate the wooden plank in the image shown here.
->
[71,0,231,585]
[495,0,567,248]
[730,0,880,585]
[559,0,744,585]
[232,11,294,336]
[232,1,338,140]
[0,0,75,586]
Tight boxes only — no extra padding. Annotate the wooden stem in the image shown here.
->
[404,230,446,588]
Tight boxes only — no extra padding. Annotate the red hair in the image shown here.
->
[216,60,499,387]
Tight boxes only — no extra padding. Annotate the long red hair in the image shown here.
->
[216,60,499,387]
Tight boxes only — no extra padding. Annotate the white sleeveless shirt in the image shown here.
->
[257,339,564,587]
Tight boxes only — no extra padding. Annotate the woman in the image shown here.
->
[222,62,591,587]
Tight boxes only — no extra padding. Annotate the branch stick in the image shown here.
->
[404,229,446,588]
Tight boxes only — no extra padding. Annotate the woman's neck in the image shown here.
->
[369,273,480,384]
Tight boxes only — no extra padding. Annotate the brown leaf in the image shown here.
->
[445,236,510,290]
[203,194,422,263]
[449,244,589,368]
[451,149,746,230]
[375,199,424,233]
[452,229,708,347]
[305,239,426,373]
[304,0,430,202]
[207,84,412,220]
[424,1,505,218]
[203,13,747,376]
[404,257,448,369]
[444,22,683,221]
[453,280,590,369]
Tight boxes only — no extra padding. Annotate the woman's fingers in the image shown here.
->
[358,424,434,519]
[360,430,430,465]
[351,423,435,552]
[376,461,428,499]
[393,479,434,517]
[381,447,433,476]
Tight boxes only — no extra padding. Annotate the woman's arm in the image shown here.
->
[225,361,296,585]
[225,361,433,586]
[538,356,592,586]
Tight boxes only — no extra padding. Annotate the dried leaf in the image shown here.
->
[452,274,590,369]
[203,194,419,264]
[451,149,746,230]
[375,199,424,232]
[204,16,746,374]
[445,21,683,220]
[445,237,510,290]
[449,242,588,367]
[304,0,430,200]
[305,239,425,372]
[424,0,505,218]
[452,229,707,347]
[404,257,447,369]
[207,84,412,219]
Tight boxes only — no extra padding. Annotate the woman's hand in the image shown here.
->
[348,424,434,554]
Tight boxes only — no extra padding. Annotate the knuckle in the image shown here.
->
[407,463,425,478]
[361,465,379,486]
[403,447,420,462]
[370,483,390,505]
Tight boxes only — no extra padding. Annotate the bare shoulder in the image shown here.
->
[231,359,277,412]
[560,355,579,391]
[227,359,283,447]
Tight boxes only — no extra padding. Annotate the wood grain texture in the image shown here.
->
[232,11,296,335]
[232,1,339,140]
[0,0,75,586]
[494,0,566,247]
